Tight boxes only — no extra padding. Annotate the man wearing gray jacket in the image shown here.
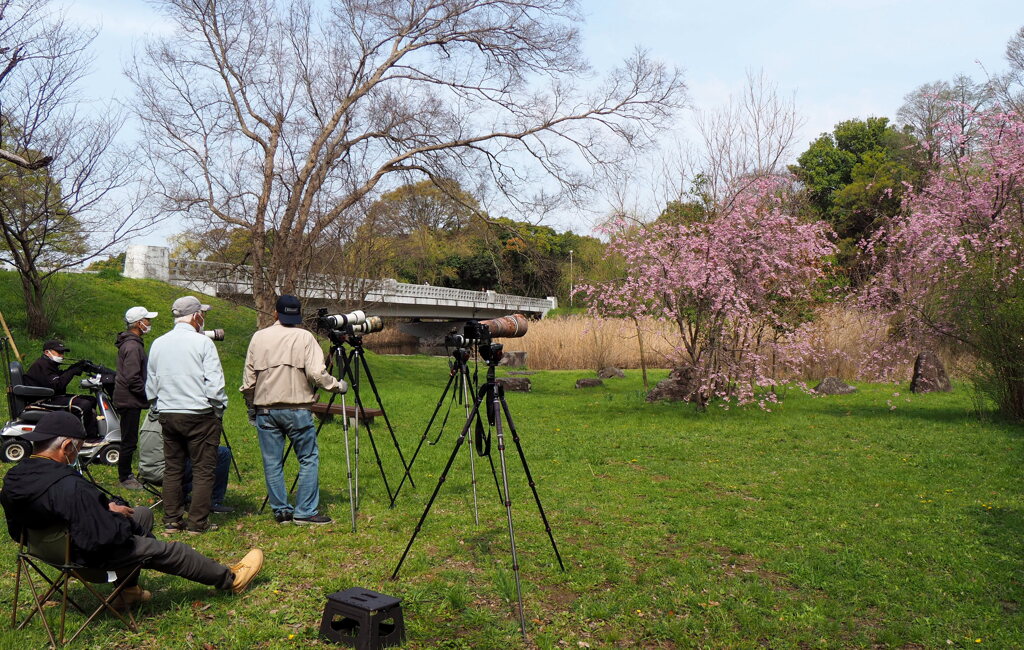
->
[147,296,227,535]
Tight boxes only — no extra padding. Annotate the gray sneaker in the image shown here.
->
[274,510,293,525]
[293,513,332,526]
[120,476,144,490]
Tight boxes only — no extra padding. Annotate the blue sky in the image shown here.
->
[66,0,1021,240]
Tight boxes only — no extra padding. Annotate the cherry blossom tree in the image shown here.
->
[861,107,1024,416]
[582,176,835,407]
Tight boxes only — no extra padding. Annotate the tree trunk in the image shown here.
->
[20,271,49,338]
[631,316,649,390]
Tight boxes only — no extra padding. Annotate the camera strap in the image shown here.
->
[474,415,490,457]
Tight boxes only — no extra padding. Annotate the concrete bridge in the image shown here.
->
[123,245,556,321]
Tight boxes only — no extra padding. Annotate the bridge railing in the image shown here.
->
[166,256,554,313]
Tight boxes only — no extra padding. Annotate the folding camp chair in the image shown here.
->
[11,525,143,646]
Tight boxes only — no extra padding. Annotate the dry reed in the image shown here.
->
[366,309,965,379]
[499,315,679,371]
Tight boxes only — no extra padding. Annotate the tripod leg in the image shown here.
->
[219,425,243,481]
[359,352,414,488]
[353,377,361,510]
[392,390,487,580]
[462,365,480,525]
[362,421,396,508]
[341,392,356,532]
[491,389,527,638]
[393,369,459,503]
[499,393,565,571]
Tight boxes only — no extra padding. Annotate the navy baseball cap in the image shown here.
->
[42,339,68,353]
[276,294,303,325]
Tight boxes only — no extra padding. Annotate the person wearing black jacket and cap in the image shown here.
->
[114,307,158,490]
[0,412,264,610]
[23,339,98,438]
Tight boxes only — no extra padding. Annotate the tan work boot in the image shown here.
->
[228,549,264,594]
[111,585,152,611]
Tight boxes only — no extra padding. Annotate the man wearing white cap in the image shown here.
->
[114,306,158,490]
[147,296,227,535]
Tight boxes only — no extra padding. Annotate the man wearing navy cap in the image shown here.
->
[241,295,346,525]
[0,412,263,610]
[23,339,98,437]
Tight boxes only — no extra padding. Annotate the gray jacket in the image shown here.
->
[146,322,228,414]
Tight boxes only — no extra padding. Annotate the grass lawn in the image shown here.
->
[0,272,1022,648]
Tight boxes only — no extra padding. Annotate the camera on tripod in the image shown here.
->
[316,308,384,336]
[449,314,529,348]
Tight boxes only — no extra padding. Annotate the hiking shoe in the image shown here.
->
[186,523,219,535]
[228,549,264,594]
[119,476,144,490]
[163,520,186,534]
[111,585,151,611]
[293,513,332,526]
[211,503,235,514]
[273,510,293,525]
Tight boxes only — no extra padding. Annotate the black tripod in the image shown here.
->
[392,346,481,522]
[334,332,413,510]
[392,342,564,638]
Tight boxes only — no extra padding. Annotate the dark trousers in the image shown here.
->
[159,412,221,531]
[104,506,233,590]
[40,394,98,438]
[116,407,141,481]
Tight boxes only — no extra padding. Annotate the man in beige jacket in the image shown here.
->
[241,295,346,525]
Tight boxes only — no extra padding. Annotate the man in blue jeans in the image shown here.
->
[240,295,346,525]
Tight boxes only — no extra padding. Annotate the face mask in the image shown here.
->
[65,442,81,471]
[140,322,152,335]
[50,353,64,363]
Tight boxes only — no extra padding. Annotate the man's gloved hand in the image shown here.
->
[334,379,348,394]
[213,405,225,420]
[69,359,90,374]
[146,409,160,422]
[247,407,257,427]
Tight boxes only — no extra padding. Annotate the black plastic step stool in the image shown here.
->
[319,587,405,649]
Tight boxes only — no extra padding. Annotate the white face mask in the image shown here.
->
[139,322,152,335]
[65,441,81,470]
[49,353,64,363]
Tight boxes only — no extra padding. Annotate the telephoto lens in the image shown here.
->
[322,310,366,329]
[350,316,384,335]
[203,329,226,341]
[478,313,529,338]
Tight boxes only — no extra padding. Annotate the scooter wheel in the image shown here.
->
[1,439,31,463]
[102,444,121,466]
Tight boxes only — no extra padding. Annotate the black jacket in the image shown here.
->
[114,331,148,409]
[0,457,134,565]
[24,356,80,396]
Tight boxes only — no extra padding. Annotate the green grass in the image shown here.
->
[0,271,1023,648]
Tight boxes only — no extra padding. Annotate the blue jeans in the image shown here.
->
[256,409,320,519]
[184,446,232,506]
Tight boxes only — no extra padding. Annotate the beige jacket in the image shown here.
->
[240,322,343,408]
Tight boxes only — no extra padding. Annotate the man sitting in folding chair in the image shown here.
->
[1,413,265,618]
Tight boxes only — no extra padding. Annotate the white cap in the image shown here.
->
[125,306,158,325]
